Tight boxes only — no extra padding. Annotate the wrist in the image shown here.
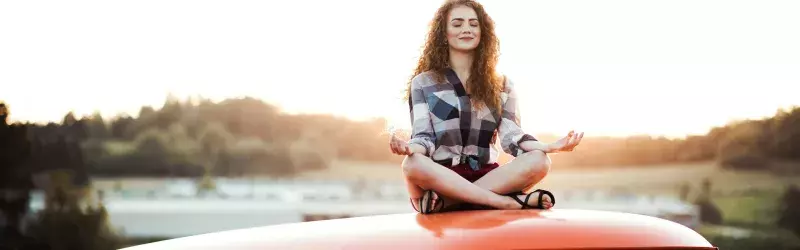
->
[521,141,552,153]
[408,143,428,156]
[542,143,555,153]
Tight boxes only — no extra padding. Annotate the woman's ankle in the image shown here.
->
[491,195,517,210]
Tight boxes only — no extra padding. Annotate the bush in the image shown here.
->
[695,198,724,224]
[719,153,769,171]
[25,206,123,250]
[703,233,800,250]
[22,171,123,250]
[699,224,800,250]
[778,185,800,236]
[694,179,723,224]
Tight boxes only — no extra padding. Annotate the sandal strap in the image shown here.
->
[506,191,536,209]
[507,189,556,209]
[531,189,556,208]
[419,190,444,214]
[410,198,420,212]
[509,194,527,209]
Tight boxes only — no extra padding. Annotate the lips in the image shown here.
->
[459,37,474,41]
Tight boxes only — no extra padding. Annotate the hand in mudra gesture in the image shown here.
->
[546,130,584,153]
[389,134,412,155]
[388,130,413,155]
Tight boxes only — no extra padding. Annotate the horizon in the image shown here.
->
[5,94,797,141]
[2,0,799,139]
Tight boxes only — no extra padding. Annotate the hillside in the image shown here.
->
[2,98,798,179]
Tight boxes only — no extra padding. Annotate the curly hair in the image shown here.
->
[0,102,7,116]
[405,0,503,115]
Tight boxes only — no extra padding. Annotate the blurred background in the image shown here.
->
[1,0,799,249]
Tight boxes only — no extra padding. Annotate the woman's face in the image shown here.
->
[446,5,481,52]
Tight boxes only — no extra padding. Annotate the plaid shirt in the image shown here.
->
[408,69,538,170]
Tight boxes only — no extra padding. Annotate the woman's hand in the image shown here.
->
[545,130,584,153]
[390,134,412,155]
[390,133,428,156]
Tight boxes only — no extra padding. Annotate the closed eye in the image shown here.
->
[451,18,479,27]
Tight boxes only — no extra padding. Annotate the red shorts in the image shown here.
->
[442,162,500,183]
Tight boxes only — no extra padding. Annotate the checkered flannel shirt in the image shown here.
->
[408,69,538,170]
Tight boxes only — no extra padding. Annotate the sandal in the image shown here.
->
[411,190,444,214]
[506,189,556,209]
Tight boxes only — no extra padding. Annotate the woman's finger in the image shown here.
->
[562,134,576,150]
[390,141,400,154]
[566,133,581,150]
[575,132,584,145]
[567,131,581,148]
[554,133,572,151]
[572,132,584,147]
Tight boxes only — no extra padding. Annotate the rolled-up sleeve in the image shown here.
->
[407,76,436,157]
[497,77,538,157]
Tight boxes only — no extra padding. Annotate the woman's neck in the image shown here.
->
[448,49,474,83]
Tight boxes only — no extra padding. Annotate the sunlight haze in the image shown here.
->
[2,0,799,138]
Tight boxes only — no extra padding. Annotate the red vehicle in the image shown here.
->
[122,209,718,250]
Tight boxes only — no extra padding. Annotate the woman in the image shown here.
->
[390,0,584,214]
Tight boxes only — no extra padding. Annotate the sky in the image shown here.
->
[1,0,799,138]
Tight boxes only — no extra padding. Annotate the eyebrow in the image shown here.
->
[451,18,479,21]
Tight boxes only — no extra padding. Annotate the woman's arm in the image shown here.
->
[406,75,436,156]
[495,77,584,155]
[496,77,541,156]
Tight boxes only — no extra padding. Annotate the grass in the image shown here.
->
[103,140,137,155]
[712,190,783,226]
[299,160,800,193]
[294,160,403,182]
[699,187,800,250]
[698,224,800,250]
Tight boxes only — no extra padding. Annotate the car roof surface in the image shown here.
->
[122,209,716,250]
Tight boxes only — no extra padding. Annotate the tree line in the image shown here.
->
[2,97,799,179]
[4,96,800,249]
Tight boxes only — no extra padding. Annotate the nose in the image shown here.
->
[461,25,475,35]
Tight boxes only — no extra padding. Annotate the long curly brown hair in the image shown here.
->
[405,0,503,115]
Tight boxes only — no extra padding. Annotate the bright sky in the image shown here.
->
[2,0,799,138]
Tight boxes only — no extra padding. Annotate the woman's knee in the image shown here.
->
[402,154,431,181]
[517,150,551,179]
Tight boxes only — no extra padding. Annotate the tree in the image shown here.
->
[84,112,110,139]
[195,122,233,194]
[25,171,123,250]
[778,185,800,236]
[693,178,722,224]
[0,102,34,243]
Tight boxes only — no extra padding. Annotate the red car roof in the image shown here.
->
[123,209,717,250]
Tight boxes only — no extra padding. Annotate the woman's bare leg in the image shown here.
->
[403,154,513,210]
[433,150,552,209]
[473,150,552,195]
[403,150,552,211]
[404,172,426,212]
